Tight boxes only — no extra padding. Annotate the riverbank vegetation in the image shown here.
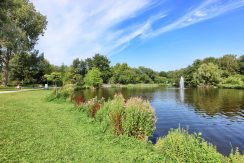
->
[1,90,243,162]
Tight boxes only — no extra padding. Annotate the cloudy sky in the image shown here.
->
[31,0,244,71]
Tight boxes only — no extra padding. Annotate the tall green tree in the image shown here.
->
[9,50,51,85]
[44,72,62,87]
[0,0,47,86]
[86,54,111,83]
[193,63,222,87]
[84,67,103,88]
[218,54,239,76]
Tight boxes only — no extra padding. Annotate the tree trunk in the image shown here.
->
[2,49,12,86]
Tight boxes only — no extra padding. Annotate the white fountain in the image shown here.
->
[179,76,184,89]
[179,76,184,102]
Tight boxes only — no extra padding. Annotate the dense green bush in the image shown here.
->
[47,84,82,101]
[96,94,156,139]
[155,128,224,162]
[219,75,244,89]
[108,94,125,135]
[123,97,156,140]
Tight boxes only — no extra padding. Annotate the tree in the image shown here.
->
[159,71,168,77]
[86,54,111,83]
[238,55,244,75]
[44,72,62,87]
[218,54,239,76]
[0,0,47,86]
[110,63,138,84]
[138,66,157,82]
[193,63,222,87]
[84,68,103,88]
[9,51,51,85]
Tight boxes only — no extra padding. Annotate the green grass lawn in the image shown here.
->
[0,90,167,162]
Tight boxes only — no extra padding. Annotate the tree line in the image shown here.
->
[168,55,244,88]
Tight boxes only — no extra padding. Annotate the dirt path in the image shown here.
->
[0,89,43,94]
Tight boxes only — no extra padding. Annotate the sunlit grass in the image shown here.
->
[0,90,166,162]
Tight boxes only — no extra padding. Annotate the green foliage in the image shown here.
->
[110,63,138,84]
[228,149,244,163]
[47,84,76,101]
[84,67,103,88]
[239,55,244,75]
[9,51,51,85]
[87,54,112,83]
[193,63,222,87]
[78,97,104,118]
[154,76,168,84]
[108,94,125,135]
[0,0,47,86]
[155,128,224,162]
[87,94,156,139]
[123,97,156,140]
[44,72,62,86]
[218,55,239,76]
[219,75,244,89]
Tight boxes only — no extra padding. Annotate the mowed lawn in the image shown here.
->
[0,90,166,162]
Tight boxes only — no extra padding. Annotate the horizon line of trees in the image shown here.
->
[1,50,244,88]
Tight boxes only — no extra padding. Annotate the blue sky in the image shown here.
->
[31,0,244,71]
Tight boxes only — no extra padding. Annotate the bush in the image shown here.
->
[228,149,244,163]
[96,94,125,135]
[123,97,156,140]
[219,75,244,89]
[96,99,113,132]
[155,128,224,162]
[78,97,104,118]
[47,84,82,101]
[108,94,125,135]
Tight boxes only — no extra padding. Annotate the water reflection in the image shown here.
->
[183,88,244,118]
[179,88,185,103]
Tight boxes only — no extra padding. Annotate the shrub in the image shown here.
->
[74,95,84,107]
[219,75,244,89]
[78,97,104,118]
[96,99,113,132]
[108,94,125,135]
[123,97,156,140]
[47,84,78,101]
[228,148,244,163]
[155,128,224,162]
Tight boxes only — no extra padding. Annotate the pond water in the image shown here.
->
[78,87,244,155]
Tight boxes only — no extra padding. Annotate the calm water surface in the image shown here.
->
[79,87,244,155]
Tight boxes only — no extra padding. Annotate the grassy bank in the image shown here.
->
[0,91,166,162]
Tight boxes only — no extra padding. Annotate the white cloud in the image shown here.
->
[148,0,244,38]
[31,0,156,65]
[30,0,244,65]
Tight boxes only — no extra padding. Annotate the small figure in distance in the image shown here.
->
[16,84,22,90]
